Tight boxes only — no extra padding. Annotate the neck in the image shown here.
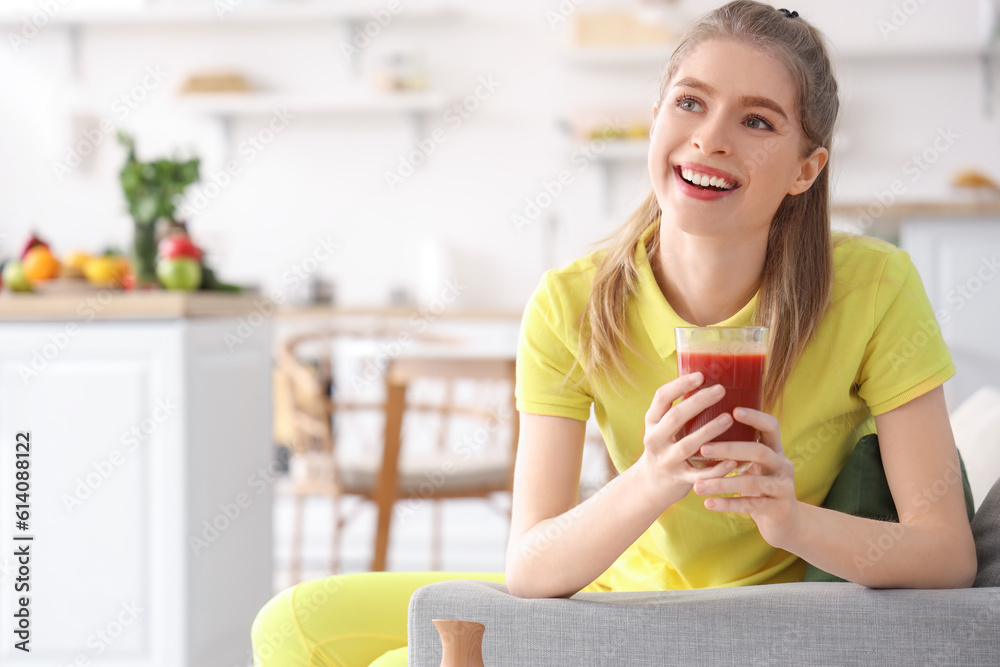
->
[652,224,768,326]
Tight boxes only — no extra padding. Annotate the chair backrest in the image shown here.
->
[372,354,518,570]
[277,327,458,457]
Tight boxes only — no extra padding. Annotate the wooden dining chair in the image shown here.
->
[371,355,518,571]
[277,328,518,579]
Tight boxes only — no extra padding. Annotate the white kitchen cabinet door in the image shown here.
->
[900,220,1000,408]
[0,317,272,667]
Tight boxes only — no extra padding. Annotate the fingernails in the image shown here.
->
[690,372,704,383]
[717,413,732,426]
[694,482,705,493]
[712,384,725,395]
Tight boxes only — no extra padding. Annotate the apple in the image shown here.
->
[20,233,49,260]
[157,257,202,291]
[158,234,203,262]
[2,260,33,292]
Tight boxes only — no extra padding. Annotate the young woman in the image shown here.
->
[252,2,976,664]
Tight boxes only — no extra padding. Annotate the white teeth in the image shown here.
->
[681,168,734,190]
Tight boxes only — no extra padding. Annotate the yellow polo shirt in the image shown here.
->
[515,224,955,591]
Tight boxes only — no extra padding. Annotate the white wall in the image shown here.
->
[1,0,998,310]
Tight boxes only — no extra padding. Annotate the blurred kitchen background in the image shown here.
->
[3,1,1000,665]
[2,0,998,307]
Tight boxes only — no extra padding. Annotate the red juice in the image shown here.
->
[677,351,766,444]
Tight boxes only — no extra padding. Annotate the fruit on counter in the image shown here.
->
[158,234,203,262]
[61,249,91,279]
[2,260,34,292]
[22,245,61,282]
[156,257,202,291]
[20,232,49,259]
[83,255,129,287]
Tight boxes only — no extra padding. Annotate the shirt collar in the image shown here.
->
[633,221,760,360]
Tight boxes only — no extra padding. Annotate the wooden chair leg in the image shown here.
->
[330,491,341,575]
[290,492,305,584]
[431,499,442,571]
[373,381,406,571]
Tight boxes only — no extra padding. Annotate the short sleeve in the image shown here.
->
[515,275,593,422]
[856,247,955,416]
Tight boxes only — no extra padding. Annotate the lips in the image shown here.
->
[672,163,742,201]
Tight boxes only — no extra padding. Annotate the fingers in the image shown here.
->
[644,373,703,427]
[693,472,788,497]
[645,408,732,461]
[698,440,788,473]
[732,407,782,454]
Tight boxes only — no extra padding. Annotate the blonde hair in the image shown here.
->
[580,1,839,411]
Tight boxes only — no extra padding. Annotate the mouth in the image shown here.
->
[674,164,741,192]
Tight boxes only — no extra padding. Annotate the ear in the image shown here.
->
[787,146,828,195]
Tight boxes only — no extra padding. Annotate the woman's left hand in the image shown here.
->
[691,407,803,549]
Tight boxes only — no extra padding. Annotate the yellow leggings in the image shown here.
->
[250,572,505,667]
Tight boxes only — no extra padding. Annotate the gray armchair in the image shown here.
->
[407,477,1000,666]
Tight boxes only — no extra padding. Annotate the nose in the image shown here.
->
[691,115,731,155]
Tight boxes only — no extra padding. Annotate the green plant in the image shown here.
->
[117,132,200,286]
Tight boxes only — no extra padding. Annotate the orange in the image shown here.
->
[22,246,60,282]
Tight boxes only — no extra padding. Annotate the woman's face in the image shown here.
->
[648,38,827,239]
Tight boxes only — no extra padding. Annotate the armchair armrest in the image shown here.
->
[408,580,1000,666]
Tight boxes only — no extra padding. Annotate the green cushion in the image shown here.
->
[803,434,975,582]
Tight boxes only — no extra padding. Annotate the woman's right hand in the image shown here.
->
[636,372,739,509]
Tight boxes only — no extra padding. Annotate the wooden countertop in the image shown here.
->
[831,199,1000,220]
[0,290,267,321]
[0,286,523,322]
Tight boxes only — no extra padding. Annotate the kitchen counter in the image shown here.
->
[0,289,263,321]
[0,295,273,667]
[0,290,524,322]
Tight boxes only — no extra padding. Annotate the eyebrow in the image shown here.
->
[672,77,790,123]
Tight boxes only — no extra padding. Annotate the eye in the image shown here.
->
[675,96,703,112]
[745,114,774,131]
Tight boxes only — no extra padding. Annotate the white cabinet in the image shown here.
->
[0,316,272,667]
[901,219,1000,408]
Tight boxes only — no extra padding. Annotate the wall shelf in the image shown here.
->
[562,45,671,68]
[0,2,459,27]
[592,139,649,162]
[173,90,447,117]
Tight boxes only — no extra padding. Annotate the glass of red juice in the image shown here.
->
[675,326,768,472]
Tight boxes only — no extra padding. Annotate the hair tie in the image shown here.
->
[777,8,799,18]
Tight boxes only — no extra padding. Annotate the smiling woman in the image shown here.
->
[251,2,976,665]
